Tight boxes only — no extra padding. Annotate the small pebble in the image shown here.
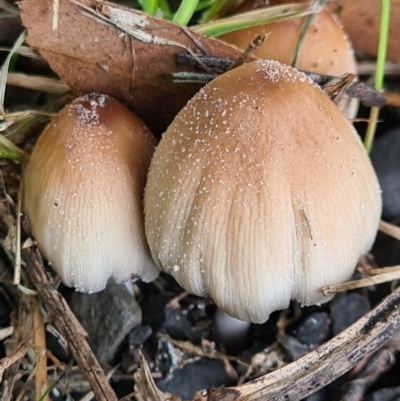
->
[296,312,330,347]
[331,293,370,336]
[277,335,311,361]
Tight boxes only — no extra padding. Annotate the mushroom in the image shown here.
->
[144,60,381,323]
[219,0,358,117]
[23,94,159,293]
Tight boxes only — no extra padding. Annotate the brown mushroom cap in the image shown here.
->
[220,3,356,77]
[23,94,159,293]
[144,60,381,323]
[219,2,358,118]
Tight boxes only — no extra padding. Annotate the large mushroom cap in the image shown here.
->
[144,60,381,323]
[23,94,159,293]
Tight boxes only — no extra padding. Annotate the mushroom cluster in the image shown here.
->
[23,94,159,293]
[144,60,381,323]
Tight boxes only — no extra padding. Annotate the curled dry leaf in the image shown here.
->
[19,0,246,136]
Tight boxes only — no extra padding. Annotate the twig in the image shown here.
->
[228,33,266,71]
[379,220,400,241]
[0,343,29,381]
[1,293,35,400]
[33,299,49,401]
[21,247,118,401]
[322,271,400,295]
[13,192,21,285]
[77,365,121,401]
[369,265,400,275]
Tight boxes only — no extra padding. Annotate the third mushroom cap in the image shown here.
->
[144,60,382,323]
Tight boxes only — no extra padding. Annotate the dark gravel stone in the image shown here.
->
[277,335,310,361]
[162,305,205,343]
[296,312,330,347]
[365,386,400,401]
[331,293,370,336]
[156,358,235,399]
[128,325,153,348]
[69,281,142,363]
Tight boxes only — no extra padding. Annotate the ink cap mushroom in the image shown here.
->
[219,0,358,118]
[23,94,159,293]
[144,60,382,324]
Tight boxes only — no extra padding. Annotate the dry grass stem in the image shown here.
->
[7,72,70,94]
[0,0,19,15]
[369,265,400,275]
[0,343,28,381]
[322,270,400,295]
[1,294,35,399]
[0,327,13,341]
[0,110,54,132]
[33,299,49,401]
[379,220,400,241]
[0,31,25,117]
[13,195,21,285]
[0,45,41,60]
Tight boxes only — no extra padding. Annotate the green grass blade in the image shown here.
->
[0,30,25,117]
[0,134,25,160]
[194,3,323,37]
[37,385,52,401]
[364,0,390,153]
[200,0,239,23]
[173,0,200,25]
[159,0,172,18]
[292,13,316,67]
[142,0,159,16]
[196,0,216,13]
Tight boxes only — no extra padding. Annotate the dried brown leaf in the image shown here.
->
[19,0,245,136]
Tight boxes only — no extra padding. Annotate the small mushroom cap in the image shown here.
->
[220,7,356,78]
[23,94,159,293]
[220,3,358,118]
[144,60,381,323]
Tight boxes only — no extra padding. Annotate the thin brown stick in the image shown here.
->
[0,343,28,381]
[379,220,400,241]
[1,293,35,401]
[370,265,400,275]
[33,300,49,401]
[322,270,400,295]
[22,248,118,401]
